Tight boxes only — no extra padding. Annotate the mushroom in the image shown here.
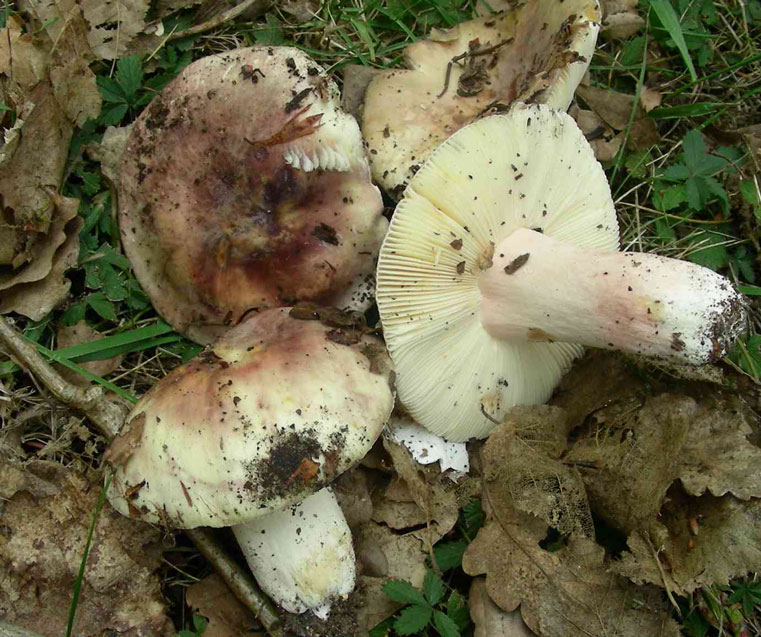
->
[361,0,600,198]
[105,307,395,615]
[376,104,746,442]
[386,413,470,474]
[119,47,387,344]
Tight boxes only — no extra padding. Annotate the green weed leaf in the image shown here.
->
[433,610,460,637]
[382,579,427,606]
[432,540,467,571]
[394,604,432,635]
[423,569,446,606]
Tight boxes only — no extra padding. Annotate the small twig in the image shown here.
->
[168,0,273,41]
[0,315,282,635]
[437,38,512,98]
[645,535,682,617]
[0,316,127,438]
[187,529,283,636]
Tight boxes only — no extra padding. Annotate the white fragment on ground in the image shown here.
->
[386,417,470,475]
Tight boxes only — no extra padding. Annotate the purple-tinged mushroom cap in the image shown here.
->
[120,47,387,344]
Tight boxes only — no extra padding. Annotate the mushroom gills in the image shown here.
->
[233,487,354,617]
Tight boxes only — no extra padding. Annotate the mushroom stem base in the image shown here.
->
[478,228,745,364]
[232,487,355,618]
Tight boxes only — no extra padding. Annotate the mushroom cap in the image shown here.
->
[105,307,395,528]
[362,0,600,197]
[375,104,619,441]
[120,47,387,344]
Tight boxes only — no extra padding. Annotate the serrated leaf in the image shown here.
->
[394,604,432,635]
[98,244,132,271]
[86,292,117,321]
[433,610,460,637]
[687,231,728,270]
[656,184,687,211]
[60,302,88,326]
[446,591,470,630]
[102,267,127,302]
[740,179,759,205]
[100,103,129,126]
[369,617,395,637]
[116,56,144,100]
[663,162,690,180]
[97,76,126,103]
[461,498,484,538]
[433,540,467,571]
[382,579,428,606]
[701,176,729,213]
[423,570,446,606]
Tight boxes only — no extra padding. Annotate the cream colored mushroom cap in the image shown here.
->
[105,308,395,528]
[375,104,618,441]
[362,0,601,197]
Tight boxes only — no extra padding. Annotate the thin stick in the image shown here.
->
[0,315,282,635]
[187,529,283,636]
[0,316,127,438]
[168,0,273,41]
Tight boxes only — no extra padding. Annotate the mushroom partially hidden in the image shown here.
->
[106,307,395,616]
[376,104,746,442]
[362,0,600,197]
[120,47,387,344]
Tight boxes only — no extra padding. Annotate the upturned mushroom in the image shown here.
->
[119,47,387,344]
[376,104,746,442]
[361,0,601,198]
[105,307,395,616]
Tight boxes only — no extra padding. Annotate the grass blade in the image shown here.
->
[649,0,697,81]
[66,472,114,637]
[647,102,725,119]
[55,321,175,362]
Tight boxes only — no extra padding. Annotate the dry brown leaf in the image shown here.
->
[0,17,49,90]
[85,124,132,190]
[186,574,261,637]
[614,490,761,595]
[738,124,761,171]
[576,84,659,148]
[153,0,204,17]
[462,509,678,637]
[56,321,123,386]
[482,406,594,538]
[382,437,459,539]
[549,351,640,426]
[16,0,93,62]
[469,578,536,637]
[355,576,402,634]
[333,467,375,530]
[80,0,150,60]
[677,395,761,500]
[341,64,381,121]
[0,192,78,290]
[600,0,645,38]
[49,58,101,127]
[640,86,663,112]
[565,394,696,533]
[0,460,172,635]
[0,215,82,320]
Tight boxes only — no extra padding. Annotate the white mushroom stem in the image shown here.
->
[232,488,355,619]
[479,228,746,364]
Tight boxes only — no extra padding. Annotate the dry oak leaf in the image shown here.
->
[0,460,172,636]
[56,321,124,386]
[80,0,150,60]
[569,105,623,161]
[469,578,536,637]
[614,490,761,596]
[677,394,761,500]
[600,0,645,39]
[565,393,696,534]
[462,511,679,637]
[86,124,133,190]
[576,84,659,149]
[0,214,83,320]
[186,574,260,637]
[482,405,594,538]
